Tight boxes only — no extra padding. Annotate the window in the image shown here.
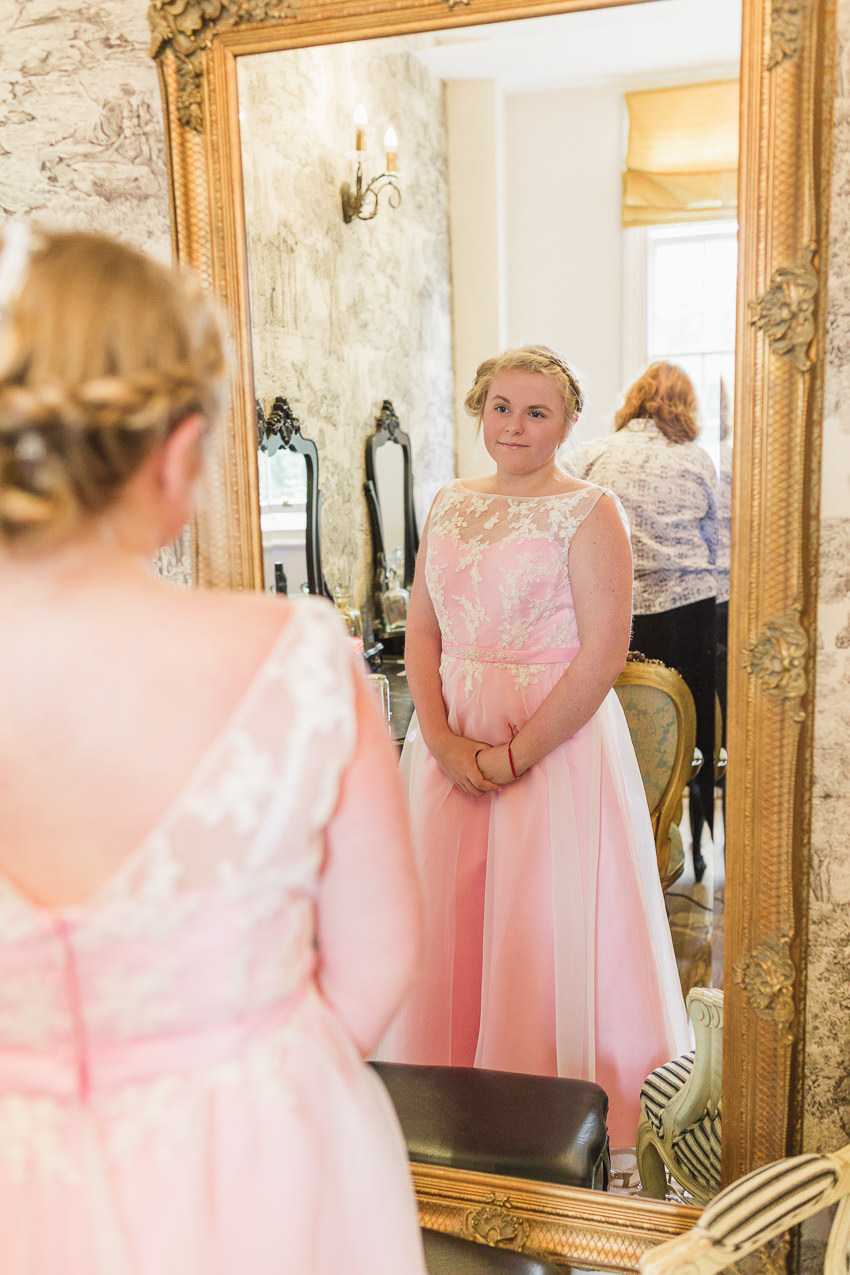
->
[257,449,308,534]
[645,221,738,467]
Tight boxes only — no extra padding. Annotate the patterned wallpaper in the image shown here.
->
[238,41,454,606]
[803,0,850,1156]
[0,1,168,254]
[0,0,190,582]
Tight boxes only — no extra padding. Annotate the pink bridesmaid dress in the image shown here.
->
[380,480,691,1147]
[0,601,426,1275]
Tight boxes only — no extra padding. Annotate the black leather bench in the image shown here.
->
[371,1061,610,1191]
[422,1228,561,1275]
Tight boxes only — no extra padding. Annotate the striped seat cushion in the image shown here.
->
[673,1108,722,1194]
[699,1154,839,1251]
[640,1051,695,1137]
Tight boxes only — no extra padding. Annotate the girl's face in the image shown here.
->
[481,370,569,479]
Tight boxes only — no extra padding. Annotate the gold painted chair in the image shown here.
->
[636,987,723,1206]
[613,653,699,891]
[639,1142,850,1275]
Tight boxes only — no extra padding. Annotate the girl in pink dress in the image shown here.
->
[0,225,426,1274]
[379,346,690,1148]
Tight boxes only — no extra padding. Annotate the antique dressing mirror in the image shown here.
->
[365,399,419,644]
[365,400,419,594]
[256,394,332,598]
[150,0,833,1263]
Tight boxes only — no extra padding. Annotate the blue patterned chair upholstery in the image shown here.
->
[614,653,699,891]
[636,987,723,1205]
[639,1143,850,1275]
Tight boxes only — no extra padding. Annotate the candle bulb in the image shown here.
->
[384,125,398,173]
[354,103,368,155]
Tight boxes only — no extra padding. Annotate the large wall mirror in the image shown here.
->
[151,0,833,1264]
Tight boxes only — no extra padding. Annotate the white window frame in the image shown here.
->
[621,220,738,468]
[257,449,308,534]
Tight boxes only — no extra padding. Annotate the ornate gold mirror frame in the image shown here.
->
[149,0,835,1264]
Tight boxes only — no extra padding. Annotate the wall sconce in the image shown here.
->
[340,104,402,223]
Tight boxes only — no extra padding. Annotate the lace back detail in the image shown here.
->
[0,600,357,1074]
[99,598,355,902]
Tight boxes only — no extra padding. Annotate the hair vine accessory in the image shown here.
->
[14,431,48,464]
[0,220,34,323]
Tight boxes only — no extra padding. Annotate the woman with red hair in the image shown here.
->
[581,362,718,880]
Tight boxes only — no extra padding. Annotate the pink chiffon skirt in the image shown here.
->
[380,655,690,1149]
[0,985,426,1275]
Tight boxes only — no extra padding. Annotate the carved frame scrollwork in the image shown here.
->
[749,243,818,373]
[150,0,835,1265]
[767,0,804,68]
[741,609,808,722]
[149,0,297,130]
[724,0,834,1193]
[733,936,797,1041]
[463,1194,532,1249]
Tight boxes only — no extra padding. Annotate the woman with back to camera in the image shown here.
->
[0,224,426,1275]
[579,362,718,880]
[377,345,690,1149]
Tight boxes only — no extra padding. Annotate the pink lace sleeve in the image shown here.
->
[315,663,422,1056]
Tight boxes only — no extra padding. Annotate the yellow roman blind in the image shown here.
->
[622,80,740,227]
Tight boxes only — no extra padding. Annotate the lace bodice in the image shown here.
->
[425,480,619,657]
[0,601,355,1095]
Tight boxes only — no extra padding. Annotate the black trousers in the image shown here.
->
[630,597,717,836]
[715,599,728,750]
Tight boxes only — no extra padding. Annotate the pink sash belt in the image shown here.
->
[0,980,314,1102]
[442,643,579,666]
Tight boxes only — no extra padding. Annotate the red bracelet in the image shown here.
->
[507,742,518,780]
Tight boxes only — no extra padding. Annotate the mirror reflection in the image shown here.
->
[364,399,420,650]
[259,446,309,594]
[373,441,406,570]
[257,395,331,599]
[238,0,741,1197]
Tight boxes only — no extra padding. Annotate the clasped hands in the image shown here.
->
[432,732,520,796]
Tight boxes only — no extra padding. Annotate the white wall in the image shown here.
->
[504,85,627,444]
[446,80,505,479]
[447,78,628,474]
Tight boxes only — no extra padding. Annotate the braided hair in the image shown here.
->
[463,345,584,440]
[0,228,227,547]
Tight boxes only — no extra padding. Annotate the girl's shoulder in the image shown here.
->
[572,484,631,538]
[424,478,467,521]
[156,588,349,679]
[557,475,607,500]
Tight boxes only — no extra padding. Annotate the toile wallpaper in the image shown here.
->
[0,0,168,257]
[0,0,190,583]
[238,41,454,607]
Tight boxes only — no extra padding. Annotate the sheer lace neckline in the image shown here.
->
[0,607,303,919]
[456,478,599,501]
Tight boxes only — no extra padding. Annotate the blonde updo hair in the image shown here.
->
[463,345,584,439]
[615,361,699,444]
[0,227,228,549]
